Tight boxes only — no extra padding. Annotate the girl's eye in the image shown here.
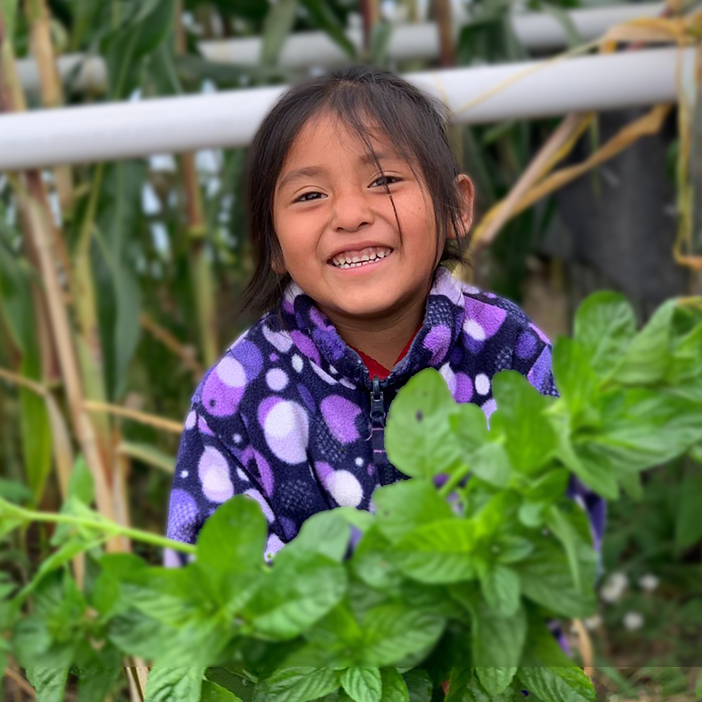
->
[372,175,401,188]
[294,191,325,203]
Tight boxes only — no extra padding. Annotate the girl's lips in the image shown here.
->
[327,250,394,274]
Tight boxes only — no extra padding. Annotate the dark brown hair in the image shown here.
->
[242,64,471,316]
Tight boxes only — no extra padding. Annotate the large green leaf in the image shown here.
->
[401,668,433,702]
[144,666,206,702]
[552,336,600,426]
[101,0,178,99]
[261,667,341,702]
[75,662,123,702]
[380,668,409,702]
[612,299,677,385]
[573,291,636,378]
[261,0,298,66]
[553,416,619,500]
[200,680,244,702]
[0,227,52,503]
[19,352,52,504]
[25,667,70,702]
[340,667,382,702]
[445,667,514,702]
[472,602,526,668]
[475,667,517,696]
[490,371,557,474]
[300,598,362,664]
[587,388,702,473]
[298,0,356,59]
[392,520,478,584]
[517,667,595,702]
[283,509,351,563]
[546,503,587,594]
[0,225,35,353]
[359,603,445,667]
[243,553,347,640]
[386,369,462,479]
[480,564,520,617]
[372,479,455,544]
[196,496,268,578]
[351,525,403,591]
[515,526,597,619]
[94,161,146,400]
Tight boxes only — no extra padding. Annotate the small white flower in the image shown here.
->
[180,470,189,479]
[600,571,629,603]
[623,611,644,631]
[638,573,659,592]
[584,614,602,630]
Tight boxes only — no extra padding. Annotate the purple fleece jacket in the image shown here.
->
[164,265,606,572]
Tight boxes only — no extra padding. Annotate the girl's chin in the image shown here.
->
[328,297,406,321]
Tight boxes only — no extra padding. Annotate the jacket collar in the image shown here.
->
[279,265,466,388]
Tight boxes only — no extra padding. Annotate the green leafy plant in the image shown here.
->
[3,291,702,701]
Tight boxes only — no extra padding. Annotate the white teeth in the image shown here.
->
[331,246,392,268]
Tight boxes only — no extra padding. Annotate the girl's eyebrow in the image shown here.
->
[277,151,400,194]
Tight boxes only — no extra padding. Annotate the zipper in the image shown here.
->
[369,378,396,486]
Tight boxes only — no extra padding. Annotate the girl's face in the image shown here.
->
[272,112,473,325]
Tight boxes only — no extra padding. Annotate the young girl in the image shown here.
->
[164,65,605,581]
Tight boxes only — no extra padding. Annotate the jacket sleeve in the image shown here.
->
[163,403,287,568]
[510,315,607,585]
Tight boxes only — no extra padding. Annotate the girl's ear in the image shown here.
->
[271,256,286,276]
[448,174,475,239]
[270,242,287,276]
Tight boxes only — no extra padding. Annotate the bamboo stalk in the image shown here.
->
[177,6,219,369]
[360,0,381,52]
[140,312,203,376]
[22,174,120,549]
[24,0,75,215]
[571,618,595,677]
[69,162,118,500]
[3,668,35,698]
[434,0,455,67]
[471,112,592,250]
[84,399,184,434]
[112,424,133,553]
[0,367,47,396]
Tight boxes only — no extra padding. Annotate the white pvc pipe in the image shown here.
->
[0,48,687,171]
[14,4,664,95]
[202,3,664,66]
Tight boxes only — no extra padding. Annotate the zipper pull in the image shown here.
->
[370,378,385,426]
[369,379,396,486]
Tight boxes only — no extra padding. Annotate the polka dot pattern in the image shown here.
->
[198,447,234,503]
[266,368,289,391]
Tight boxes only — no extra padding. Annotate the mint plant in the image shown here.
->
[2,292,702,702]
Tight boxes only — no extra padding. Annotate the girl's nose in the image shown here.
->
[332,191,375,232]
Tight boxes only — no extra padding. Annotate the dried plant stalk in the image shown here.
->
[471,113,592,250]
[24,0,75,215]
[84,399,184,434]
[178,10,218,368]
[140,312,203,376]
[434,0,455,67]
[572,618,595,677]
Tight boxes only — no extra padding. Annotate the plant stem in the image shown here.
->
[6,501,197,555]
[438,462,473,498]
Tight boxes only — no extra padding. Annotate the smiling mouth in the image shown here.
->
[328,246,394,270]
